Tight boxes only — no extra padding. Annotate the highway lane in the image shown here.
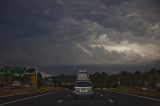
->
[0,90,160,106]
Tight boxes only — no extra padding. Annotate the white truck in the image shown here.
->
[72,70,95,98]
[77,70,89,81]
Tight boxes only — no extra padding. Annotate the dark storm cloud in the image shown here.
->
[0,0,160,73]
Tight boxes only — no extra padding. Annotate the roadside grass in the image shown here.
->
[109,86,160,97]
[0,86,65,97]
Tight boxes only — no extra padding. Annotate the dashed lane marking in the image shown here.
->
[108,99,114,103]
[100,94,103,97]
[57,100,63,103]
[67,95,70,97]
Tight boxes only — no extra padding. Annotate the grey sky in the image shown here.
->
[0,0,160,74]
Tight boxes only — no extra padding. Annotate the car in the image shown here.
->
[140,87,148,91]
[72,81,95,99]
[11,81,21,88]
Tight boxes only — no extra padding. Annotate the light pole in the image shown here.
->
[0,69,4,83]
[35,67,38,89]
[7,71,12,84]
[140,72,142,88]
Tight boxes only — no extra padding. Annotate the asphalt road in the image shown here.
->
[0,90,160,106]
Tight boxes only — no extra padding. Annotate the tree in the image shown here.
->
[37,73,43,88]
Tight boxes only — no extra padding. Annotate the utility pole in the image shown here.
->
[8,71,12,85]
[140,72,142,88]
[36,67,38,89]
[26,67,37,89]
[2,71,4,86]
[1,68,4,86]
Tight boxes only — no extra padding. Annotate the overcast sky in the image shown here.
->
[0,0,160,74]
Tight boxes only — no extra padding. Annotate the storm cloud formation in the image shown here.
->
[0,0,160,73]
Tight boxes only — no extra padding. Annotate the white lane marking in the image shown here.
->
[57,100,63,103]
[108,90,160,102]
[0,90,65,106]
[108,99,114,103]
[100,94,103,97]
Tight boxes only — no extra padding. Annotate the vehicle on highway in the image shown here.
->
[11,81,21,88]
[72,70,95,98]
[140,87,148,91]
[77,70,89,81]
[73,81,95,98]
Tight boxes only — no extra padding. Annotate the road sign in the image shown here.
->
[31,75,37,84]
[3,66,25,75]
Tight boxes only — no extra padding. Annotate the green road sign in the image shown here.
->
[3,66,25,75]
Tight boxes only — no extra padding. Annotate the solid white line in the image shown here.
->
[108,90,160,102]
[57,100,63,103]
[0,91,64,106]
[108,99,114,103]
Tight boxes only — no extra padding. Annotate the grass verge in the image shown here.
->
[109,86,160,98]
[0,86,66,97]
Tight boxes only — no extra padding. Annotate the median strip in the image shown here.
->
[0,90,65,106]
[0,86,66,98]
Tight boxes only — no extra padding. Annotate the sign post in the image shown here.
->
[25,67,37,89]
[31,75,37,84]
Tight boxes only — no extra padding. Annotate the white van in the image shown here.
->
[12,81,21,88]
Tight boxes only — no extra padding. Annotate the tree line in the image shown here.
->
[47,68,160,89]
